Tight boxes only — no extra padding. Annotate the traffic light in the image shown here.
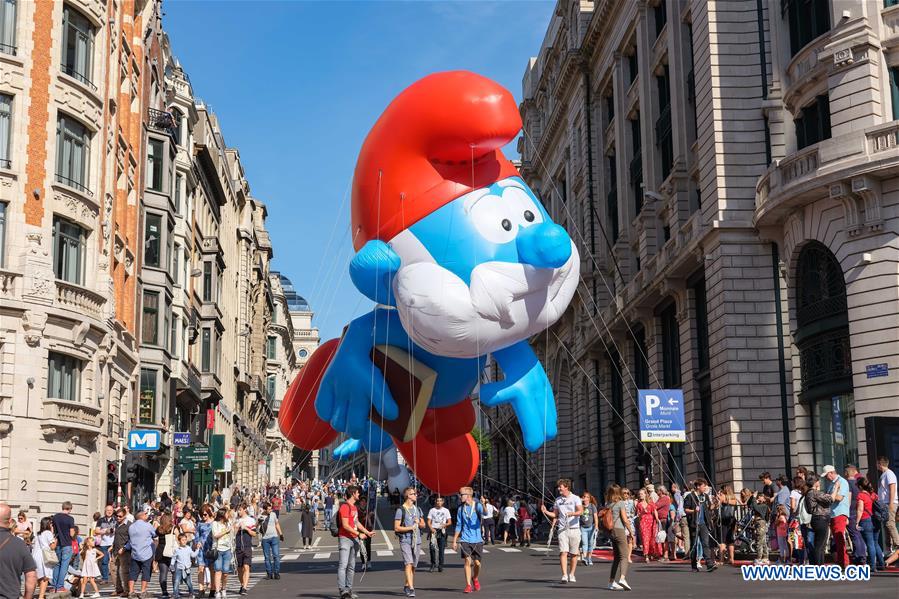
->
[107,461,117,486]
[126,463,138,483]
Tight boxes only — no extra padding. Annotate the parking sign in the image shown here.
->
[638,390,685,442]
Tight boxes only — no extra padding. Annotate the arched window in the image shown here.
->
[795,242,856,470]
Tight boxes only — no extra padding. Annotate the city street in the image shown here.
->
[229,509,896,599]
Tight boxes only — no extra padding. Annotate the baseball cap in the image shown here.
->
[821,465,836,476]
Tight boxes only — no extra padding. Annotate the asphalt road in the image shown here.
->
[248,507,899,599]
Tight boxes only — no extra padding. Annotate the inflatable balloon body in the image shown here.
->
[278,71,580,495]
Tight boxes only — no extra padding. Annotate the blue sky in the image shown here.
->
[164,0,555,341]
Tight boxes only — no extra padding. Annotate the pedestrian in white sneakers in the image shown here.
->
[605,484,633,591]
[541,478,584,584]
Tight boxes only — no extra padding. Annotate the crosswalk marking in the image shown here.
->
[532,547,551,552]
[498,547,521,553]
[282,553,299,560]
[313,552,331,559]
[376,550,393,557]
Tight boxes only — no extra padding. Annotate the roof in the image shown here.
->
[277,273,310,312]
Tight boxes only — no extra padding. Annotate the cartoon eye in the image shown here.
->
[468,193,518,245]
[523,210,535,222]
[502,186,545,228]
[501,219,512,231]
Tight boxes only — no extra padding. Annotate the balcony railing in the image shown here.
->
[59,64,97,91]
[0,269,20,299]
[148,107,179,139]
[55,173,93,197]
[0,42,15,56]
[44,399,103,432]
[55,280,105,319]
[0,158,10,169]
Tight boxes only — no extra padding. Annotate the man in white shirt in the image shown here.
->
[541,478,584,584]
[427,497,452,573]
[878,456,899,550]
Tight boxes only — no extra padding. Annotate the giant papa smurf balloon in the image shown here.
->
[279,71,580,494]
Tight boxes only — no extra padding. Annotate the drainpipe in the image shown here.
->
[772,243,792,475]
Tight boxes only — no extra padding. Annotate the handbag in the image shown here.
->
[655,529,667,544]
[43,546,59,566]
[162,533,177,558]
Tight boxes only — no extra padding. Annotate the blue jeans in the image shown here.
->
[173,568,194,597]
[261,537,281,576]
[53,545,74,590]
[98,545,111,581]
[859,518,884,568]
[581,527,596,557]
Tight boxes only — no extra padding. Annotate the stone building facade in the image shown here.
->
[265,273,298,484]
[0,0,287,525]
[485,0,899,496]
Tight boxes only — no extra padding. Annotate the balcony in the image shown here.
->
[0,42,16,57]
[147,107,179,139]
[756,119,899,227]
[0,269,20,300]
[59,63,97,92]
[43,399,103,434]
[55,280,106,320]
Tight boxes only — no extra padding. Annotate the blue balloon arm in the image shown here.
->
[479,341,557,452]
[349,240,401,306]
[333,439,362,460]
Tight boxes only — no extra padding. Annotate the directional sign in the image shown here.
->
[173,432,191,447]
[638,390,685,442]
[832,397,845,446]
[127,430,161,452]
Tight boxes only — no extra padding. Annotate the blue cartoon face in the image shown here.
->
[405,177,572,285]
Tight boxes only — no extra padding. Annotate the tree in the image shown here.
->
[470,426,492,467]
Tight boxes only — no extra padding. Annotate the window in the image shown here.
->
[607,155,619,243]
[627,47,638,86]
[0,93,10,168]
[201,327,211,372]
[605,94,615,126]
[632,326,649,389]
[163,297,171,352]
[61,4,95,89]
[52,216,86,284]
[795,95,831,150]
[0,202,5,267]
[298,348,308,359]
[174,172,183,215]
[171,314,179,359]
[56,114,90,193]
[138,368,157,425]
[656,66,673,180]
[784,0,830,58]
[202,261,212,302]
[266,374,276,402]
[654,0,667,38]
[661,303,681,388]
[48,352,81,402]
[171,108,184,147]
[266,336,277,360]
[147,138,164,192]
[630,117,643,216]
[0,0,16,55]
[144,213,161,267]
[172,242,181,284]
[142,290,159,345]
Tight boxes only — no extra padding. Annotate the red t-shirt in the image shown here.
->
[271,495,282,510]
[338,502,359,538]
[655,496,672,521]
[858,491,874,520]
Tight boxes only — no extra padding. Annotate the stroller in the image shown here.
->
[733,509,757,556]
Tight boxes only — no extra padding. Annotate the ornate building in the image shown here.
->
[485,0,899,495]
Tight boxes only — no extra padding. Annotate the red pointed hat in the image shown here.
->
[351,71,522,251]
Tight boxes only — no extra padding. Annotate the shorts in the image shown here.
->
[400,542,420,567]
[523,519,533,530]
[213,549,232,572]
[128,558,152,582]
[557,527,581,554]
[459,542,482,561]
[235,547,252,568]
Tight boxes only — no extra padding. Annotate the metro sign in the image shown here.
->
[127,430,162,452]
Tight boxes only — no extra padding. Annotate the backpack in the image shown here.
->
[257,513,270,537]
[598,507,615,531]
[329,504,341,537]
[871,496,890,524]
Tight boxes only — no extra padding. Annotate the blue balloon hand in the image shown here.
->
[349,240,401,305]
[315,312,399,441]
[333,439,362,460]
[480,341,557,452]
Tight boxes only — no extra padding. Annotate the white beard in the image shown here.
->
[389,230,580,359]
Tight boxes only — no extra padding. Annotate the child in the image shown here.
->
[172,533,200,598]
[79,536,102,598]
[774,505,789,564]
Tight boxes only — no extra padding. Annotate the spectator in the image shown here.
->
[844,464,867,566]
[258,502,284,580]
[394,488,425,598]
[111,508,131,597]
[337,485,372,599]
[670,482,689,559]
[31,517,54,599]
[0,503,37,599]
[234,504,256,596]
[125,511,156,598]
[14,511,33,547]
[171,533,199,599]
[759,472,776,500]
[822,465,850,569]
[684,479,718,572]
[878,456,899,553]
[452,486,485,594]
[94,505,116,586]
[716,485,738,565]
[427,497,451,573]
[605,485,633,591]
[541,478,584,584]
[804,474,833,566]
[154,513,174,599]
[210,507,234,598]
[856,477,885,570]
[775,476,792,519]
[50,501,76,593]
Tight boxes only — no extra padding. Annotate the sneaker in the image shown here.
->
[608,582,623,590]
[560,575,569,584]
[707,564,718,572]
[274,573,280,579]
[618,578,631,591]
[221,591,227,599]
[463,585,472,594]
[429,565,435,573]
[238,588,247,596]
[409,589,416,598]
[473,579,480,591]
[568,574,576,583]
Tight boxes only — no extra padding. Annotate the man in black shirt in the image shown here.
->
[0,503,36,599]
[50,502,75,592]
[110,508,131,597]
[683,479,718,573]
[759,472,777,500]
